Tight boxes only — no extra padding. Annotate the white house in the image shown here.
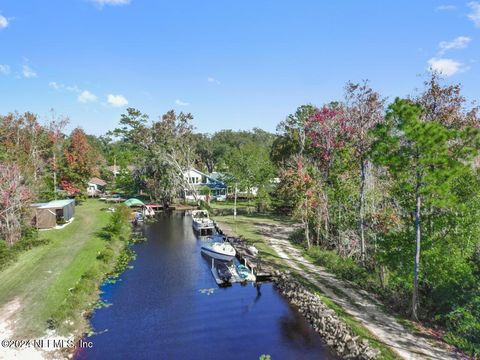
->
[182,168,227,201]
[87,177,107,197]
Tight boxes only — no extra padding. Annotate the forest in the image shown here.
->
[1,73,479,356]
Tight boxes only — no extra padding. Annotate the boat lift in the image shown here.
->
[210,258,256,286]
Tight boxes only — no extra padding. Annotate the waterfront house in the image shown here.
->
[87,177,107,197]
[182,167,227,201]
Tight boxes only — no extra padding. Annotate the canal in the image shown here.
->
[76,211,335,360]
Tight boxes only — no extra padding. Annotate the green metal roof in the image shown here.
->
[124,198,145,207]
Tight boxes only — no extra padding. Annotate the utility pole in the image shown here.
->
[234,183,237,219]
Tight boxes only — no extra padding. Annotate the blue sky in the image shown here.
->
[0,0,479,135]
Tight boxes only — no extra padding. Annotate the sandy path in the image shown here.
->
[255,223,460,360]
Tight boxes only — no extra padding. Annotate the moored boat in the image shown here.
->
[216,262,232,283]
[236,263,251,280]
[201,240,236,261]
[191,210,215,233]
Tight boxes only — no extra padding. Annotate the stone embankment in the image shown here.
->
[274,272,380,360]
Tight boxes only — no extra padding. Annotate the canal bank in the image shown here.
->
[76,211,337,360]
[213,214,459,360]
[0,200,132,360]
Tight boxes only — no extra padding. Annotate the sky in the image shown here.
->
[0,0,479,135]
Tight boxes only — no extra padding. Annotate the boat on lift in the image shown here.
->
[216,262,232,283]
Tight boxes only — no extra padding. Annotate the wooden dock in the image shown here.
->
[216,230,273,281]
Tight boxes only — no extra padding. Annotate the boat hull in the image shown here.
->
[192,220,214,232]
[201,246,235,262]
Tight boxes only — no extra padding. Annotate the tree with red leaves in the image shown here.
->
[63,127,95,187]
[305,104,352,239]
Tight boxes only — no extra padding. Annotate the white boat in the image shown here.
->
[143,206,155,217]
[191,210,215,232]
[201,240,236,261]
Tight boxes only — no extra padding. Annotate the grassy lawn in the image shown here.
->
[209,200,252,210]
[0,199,117,338]
[213,214,293,270]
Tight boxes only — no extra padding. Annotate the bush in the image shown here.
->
[0,240,12,269]
[444,297,480,356]
[0,227,48,270]
[105,205,131,236]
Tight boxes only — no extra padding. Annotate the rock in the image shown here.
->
[274,272,380,359]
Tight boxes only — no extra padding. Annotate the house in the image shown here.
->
[87,177,107,197]
[182,168,227,201]
[31,199,75,229]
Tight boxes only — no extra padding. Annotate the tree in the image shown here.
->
[372,98,479,320]
[416,72,479,129]
[271,105,317,165]
[46,112,69,199]
[63,127,97,187]
[305,104,352,239]
[278,157,318,248]
[0,164,31,246]
[345,80,385,264]
[224,142,275,204]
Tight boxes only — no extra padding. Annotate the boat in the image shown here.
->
[216,262,232,283]
[201,240,236,261]
[134,211,144,223]
[143,205,155,217]
[236,263,251,280]
[191,210,215,233]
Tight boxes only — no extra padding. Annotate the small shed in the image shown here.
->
[31,199,76,229]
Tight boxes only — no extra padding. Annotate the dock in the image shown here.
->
[214,223,273,281]
[209,258,256,286]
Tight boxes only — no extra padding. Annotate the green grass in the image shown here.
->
[0,199,123,338]
[209,199,252,210]
[214,214,292,270]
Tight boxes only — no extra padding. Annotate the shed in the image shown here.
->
[31,199,76,229]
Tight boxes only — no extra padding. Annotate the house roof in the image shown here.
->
[184,167,226,187]
[32,199,75,209]
[89,177,107,186]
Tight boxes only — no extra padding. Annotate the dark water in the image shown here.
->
[76,212,335,360]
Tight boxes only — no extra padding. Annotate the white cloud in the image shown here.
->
[78,90,98,103]
[0,64,10,75]
[107,94,128,107]
[0,15,8,29]
[22,65,37,78]
[468,2,480,27]
[207,76,220,84]
[49,81,81,92]
[90,0,131,6]
[427,57,468,76]
[175,99,189,106]
[66,85,81,92]
[435,4,457,11]
[438,36,471,54]
[49,81,62,90]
